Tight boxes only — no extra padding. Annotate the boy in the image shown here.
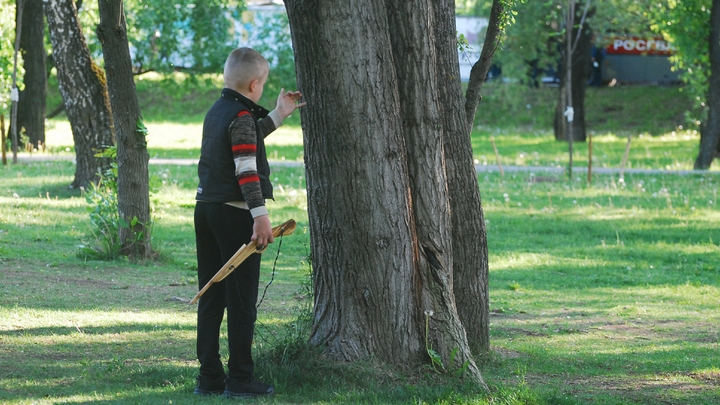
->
[193,47,305,398]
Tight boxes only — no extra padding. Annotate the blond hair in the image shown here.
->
[223,48,269,90]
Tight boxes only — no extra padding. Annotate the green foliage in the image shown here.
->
[424,310,445,372]
[0,0,19,113]
[478,0,712,130]
[495,0,658,82]
[251,11,298,109]
[134,72,224,123]
[458,33,472,53]
[424,311,472,377]
[456,0,518,22]
[122,0,240,73]
[455,0,519,65]
[492,0,561,81]
[474,82,698,136]
[649,0,712,123]
[256,252,314,366]
[78,144,154,260]
[62,0,241,73]
[125,0,240,72]
[135,116,149,147]
[79,146,121,260]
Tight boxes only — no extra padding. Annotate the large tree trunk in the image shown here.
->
[436,0,495,352]
[97,0,153,260]
[385,0,482,381]
[17,0,46,151]
[695,0,720,170]
[554,4,592,142]
[287,0,421,364]
[44,0,115,188]
[285,0,487,386]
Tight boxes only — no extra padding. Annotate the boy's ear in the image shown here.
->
[249,79,258,94]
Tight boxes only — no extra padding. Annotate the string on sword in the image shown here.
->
[256,229,285,309]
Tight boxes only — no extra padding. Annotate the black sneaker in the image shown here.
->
[223,376,275,398]
[194,374,226,396]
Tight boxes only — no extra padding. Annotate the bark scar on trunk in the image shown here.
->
[421,244,445,286]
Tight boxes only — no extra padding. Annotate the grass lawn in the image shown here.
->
[1,80,718,404]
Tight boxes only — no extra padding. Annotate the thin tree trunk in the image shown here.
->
[11,0,23,164]
[436,0,493,353]
[44,0,115,188]
[97,0,153,260]
[17,0,46,150]
[695,0,720,170]
[554,2,592,143]
[566,0,575,177]
[464,0,504,128]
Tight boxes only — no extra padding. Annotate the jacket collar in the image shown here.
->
[221,88,269,119]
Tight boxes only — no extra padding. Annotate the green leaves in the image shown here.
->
[649,0,712,124]
[82,146,121,260]
[0,0,19,112]
[135,116,148,147]
[250,11,298,109]
[121,0,240,74]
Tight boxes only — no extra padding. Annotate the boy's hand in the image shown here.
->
[276,88,307,120]
[252,215,274,251]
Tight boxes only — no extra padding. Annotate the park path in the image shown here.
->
[11,154,719,176]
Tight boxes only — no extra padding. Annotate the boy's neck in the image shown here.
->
[224,87,253,103]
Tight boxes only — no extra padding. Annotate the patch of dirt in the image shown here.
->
[492,346,524,359]
[533,373,718,404]
[593,320,718,343]
[0,263,199,313]
[688,370,720,386]
[495,327,548,337]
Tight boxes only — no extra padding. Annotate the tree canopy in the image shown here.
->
[459,0,713,129]
[75,0,240,74]
[0,0,19,114]
[651,0,713,120]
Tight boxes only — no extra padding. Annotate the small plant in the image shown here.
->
[256,250,315,366]
[424,310,445,373]
[424,310,471,377]
[78,146,121,260]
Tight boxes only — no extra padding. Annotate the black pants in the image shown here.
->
[194,202,261,381]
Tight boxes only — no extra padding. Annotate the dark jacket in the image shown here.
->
[196,88,273,203]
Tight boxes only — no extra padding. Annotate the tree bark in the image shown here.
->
[695,0,720,170]
[44,0,115,188]
[554,4,592,143]
[97,0,153,260]
[435,0,492,353]
[286,0,422,365]
[285,0,488,386]
[17,0,46,150]
[385,0,482,381]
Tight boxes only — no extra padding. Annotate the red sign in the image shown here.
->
[606,37,675,55]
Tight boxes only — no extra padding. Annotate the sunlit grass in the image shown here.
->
[471,128,715,171]
[3,107,720,404]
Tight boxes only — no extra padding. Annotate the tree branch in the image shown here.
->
[464,0,505,131]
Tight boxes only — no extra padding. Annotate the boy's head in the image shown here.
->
[223,47,269,102]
